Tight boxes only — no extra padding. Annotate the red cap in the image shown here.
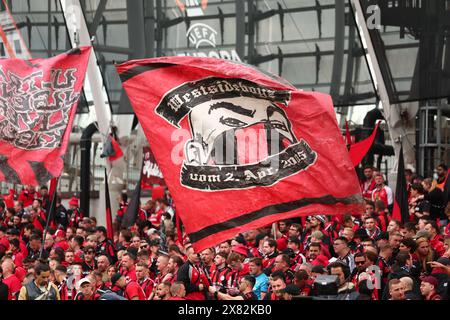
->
[53,229,66,239]
[69,196,79,207]
[421,276,438,288]
[232,244,248,257]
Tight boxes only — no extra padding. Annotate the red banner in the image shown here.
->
[117,57,363,251]
[141,146,165,189]
[0,46,91,186]
[348,122,380,167]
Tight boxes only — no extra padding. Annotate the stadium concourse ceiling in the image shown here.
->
[6,0,448,114]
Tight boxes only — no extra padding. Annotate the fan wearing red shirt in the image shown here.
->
[53,230,70,252]
[371,174,393,210]
[154,255,174,285]
[18,186,36,208]
[200,247,216,279]
[226,252,249,295]
[425,221,446,257]
[261,239,278,274]
[263,273,286,300]
[120,252,137,282]
[176,247,210,300]
[1,258,22,300]
[113,273,146,300]
[8,239,24,268]
[360,166,376,201]
[136,262,154,299]
[73,278,101,300]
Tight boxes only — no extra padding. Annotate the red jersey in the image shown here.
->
[55,240,70,251]
[3,274,22,300]
[18,189,36,207]
[122,268,137,282]
[138,278,155,299]
[124,281,146,300]
[361,178,376,201]
[372,185,393,208]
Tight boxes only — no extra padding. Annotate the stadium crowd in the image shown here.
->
[0,163,448,300]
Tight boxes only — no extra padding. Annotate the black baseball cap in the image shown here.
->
[111,273,123,286]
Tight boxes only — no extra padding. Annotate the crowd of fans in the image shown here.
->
[0,163,448,300]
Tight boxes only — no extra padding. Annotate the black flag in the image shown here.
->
[121,175,142,228]
[392,144,409,223]
[104,169,114,239]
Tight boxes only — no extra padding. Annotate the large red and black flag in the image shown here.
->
[104,169,114,239]
[392,144,409,223]
[0,46,91,186]
[117,57,363,251]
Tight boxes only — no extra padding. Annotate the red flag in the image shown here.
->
[104,169,114,239]
[117,57,363,251]
[392,145,409,223]
[0,47,91,186]
[108,136,124,162]
[141,146,165,189]
[151,185,166,201]
[348,122,380,167]
[49,178,58,200]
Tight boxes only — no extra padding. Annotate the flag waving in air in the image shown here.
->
[117,57,363,251]
[0,46,91,186]
[392,144,409,223]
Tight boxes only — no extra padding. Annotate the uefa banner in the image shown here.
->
[141,146,165,189]
[117,57,363,251]
[0,46,91,186]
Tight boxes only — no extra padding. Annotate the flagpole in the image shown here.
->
[40,177,60,259]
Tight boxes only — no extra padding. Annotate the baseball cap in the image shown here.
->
[111,273,123,286]
[69,196,79,207]
[76,277,91,289]
[146,228,158,237]
[279,284,301,296]
[413,230,430,240]
[420,276,438,287]
[53,229,66,239]
[314,215,326,225]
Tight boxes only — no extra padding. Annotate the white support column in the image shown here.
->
[60,0,112,143]
[60,0,115,223]
[350,0,415,189]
